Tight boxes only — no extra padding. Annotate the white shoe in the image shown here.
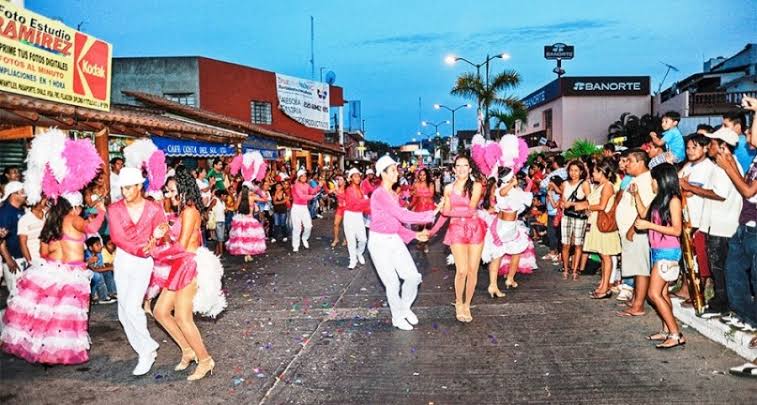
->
[358,255,365,265]
[316,214,323,219]
[391,318,414,331]
[132,350,157,376]
[348,261,357,270]
[405,310,419,325]
[283,237,288,242]
[616,288,633,302]
[293,248,299,253]
[271,238,277,243]
[302,240,310,249]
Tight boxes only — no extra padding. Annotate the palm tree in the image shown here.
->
[490,105,528,134]
[450,70,523,139]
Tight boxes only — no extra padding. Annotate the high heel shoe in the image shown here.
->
[454,302,466,322]
[187,357,215,381]
[505,280,519,289]
[175,347,198,371]
[330,240,339,249]
[487,285,506,298]
[462,304,473,322]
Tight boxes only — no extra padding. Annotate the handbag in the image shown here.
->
[597,189,622,233]
[563,180,588,219]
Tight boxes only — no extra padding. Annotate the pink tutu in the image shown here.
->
[499,240,537,275]
[226,214,266,256]
[480,214,530,263]
[1,260,91,365]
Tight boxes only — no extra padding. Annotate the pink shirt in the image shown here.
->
[107,199,167,258]
[361,178,377,196]
[369,186,435,243]
[292,182,320,206]
[345,185,370,213]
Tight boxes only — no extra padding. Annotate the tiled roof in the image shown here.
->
[0,90,244,143]
[122,91,344,154]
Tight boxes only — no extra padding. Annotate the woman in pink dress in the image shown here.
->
[152,167,226,381]
[330,175,347,248]
[226,182,267,261]
[410,167,435,253]
[1,193,105,365]
[433,155,485,323]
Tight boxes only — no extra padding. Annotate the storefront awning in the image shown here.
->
[152,135,235,157]
[242,135,278,160]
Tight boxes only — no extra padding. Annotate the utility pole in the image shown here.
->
[310,16,315,80]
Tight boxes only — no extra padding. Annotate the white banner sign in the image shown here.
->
[275,73,330,130]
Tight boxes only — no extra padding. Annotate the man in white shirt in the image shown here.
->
[616,149,655,317]
[692,128,742,318]
[679,133,717,230]
[17,198,47,264]
[109,157,124,202]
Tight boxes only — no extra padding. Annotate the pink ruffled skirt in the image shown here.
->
[1,260,91,365]
[226,214,267,256]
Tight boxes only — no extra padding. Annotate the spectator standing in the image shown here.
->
[17,197,47,265]
[0,182,28,295]
[208,159,226,191]
[110,157,124,202]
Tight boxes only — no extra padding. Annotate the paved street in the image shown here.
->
[1,215,754,404]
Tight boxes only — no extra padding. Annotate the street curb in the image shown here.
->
[672,297,756,361]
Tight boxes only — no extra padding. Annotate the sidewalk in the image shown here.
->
[672,298,756,361]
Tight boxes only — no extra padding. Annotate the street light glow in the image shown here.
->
[421,121,428,126]
[465,103,472,108]
[444,55,457,65]
[433,104,440,110]
[500,52,511,60]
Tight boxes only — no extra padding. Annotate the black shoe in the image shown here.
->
[698,308,722,319]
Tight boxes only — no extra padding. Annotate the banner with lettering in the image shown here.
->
[151,135,235,157]
[275,73,330,130]
[0,3,112,111]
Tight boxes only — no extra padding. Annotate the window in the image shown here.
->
[543,109,553,140]
[163,93,196,107]
[251,101,272,125]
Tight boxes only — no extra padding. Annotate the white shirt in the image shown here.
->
[615,171,655,234]
[17,210,45,263]
[110,171,122,201]
[211,197,226,222]
[196,178,211,206]
[700,162,743,237]
[679,158,716,229]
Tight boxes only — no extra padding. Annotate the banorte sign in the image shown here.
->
[0,3,112,111]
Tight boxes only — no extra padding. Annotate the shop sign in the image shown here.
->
[562,76,650,96]
[522,78,560,109]
[544,43,574,60]
[275,73,330,130]
[151,135,235,157]
[0,3,112,111]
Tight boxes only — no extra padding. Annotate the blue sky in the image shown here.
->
[29,0,757,146]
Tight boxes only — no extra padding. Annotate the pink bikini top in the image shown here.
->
[450,189,471,210]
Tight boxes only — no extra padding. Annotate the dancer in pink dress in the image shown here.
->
[226,182,267,261]
[1,129,104,365]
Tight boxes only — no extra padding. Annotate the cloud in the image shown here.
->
[355,19,616,51]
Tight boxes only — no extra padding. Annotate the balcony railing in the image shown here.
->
[690,91,757,116]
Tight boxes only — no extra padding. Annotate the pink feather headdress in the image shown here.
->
[469,133,528,178]
[24,128,103,204]
[123,139,167,193]
[229,151,267,182]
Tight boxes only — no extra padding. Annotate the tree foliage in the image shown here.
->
[450,70,524,137]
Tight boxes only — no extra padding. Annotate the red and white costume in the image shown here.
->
[291,180,320,251]
[343,184,370,268]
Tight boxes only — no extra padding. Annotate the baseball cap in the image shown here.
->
[705,127,739,146]
[1,181,24,202]
[375,156,398,174]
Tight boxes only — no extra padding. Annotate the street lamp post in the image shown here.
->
[445,52,510,138]
[433,103,471,142]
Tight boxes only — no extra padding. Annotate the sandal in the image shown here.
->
[646,330,669,341]
[656,333,686,349]
[572,270,580,281]
[562,269,569,280]
[590,290,612,299]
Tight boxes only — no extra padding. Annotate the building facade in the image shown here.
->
[112,56,346,169]
[517,76,651,150]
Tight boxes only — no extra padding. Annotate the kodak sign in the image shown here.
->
[0,3,112,111]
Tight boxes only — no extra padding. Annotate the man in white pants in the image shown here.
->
[107,168,167,376]
[344,168,369,269]
[367,156,438,330]
[291,169,320,252]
